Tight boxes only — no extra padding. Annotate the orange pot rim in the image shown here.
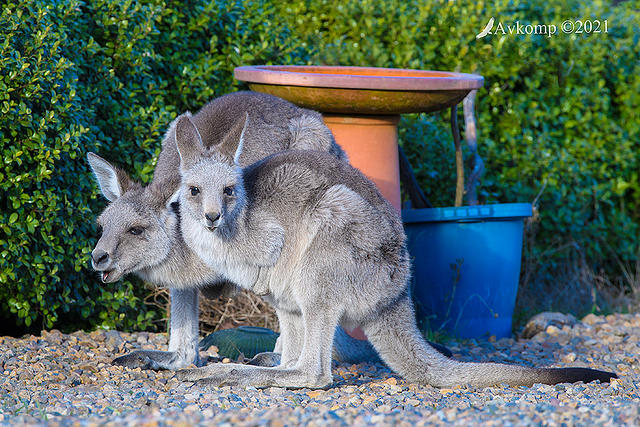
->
[235,65,484,92]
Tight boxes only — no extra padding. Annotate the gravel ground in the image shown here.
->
[1,312,638,426]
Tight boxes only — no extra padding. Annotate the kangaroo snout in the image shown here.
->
[91,249,110,267]
[91,247,119,283]
[204,212,221,230]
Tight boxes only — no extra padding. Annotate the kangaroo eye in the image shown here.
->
[128,227,144,236]
[223,186,234,196]
[190,186,200,196]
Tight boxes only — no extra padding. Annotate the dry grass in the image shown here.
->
[146,288,279,335]
[514,214,640,328]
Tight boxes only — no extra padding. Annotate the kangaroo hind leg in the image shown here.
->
[176,304,340,389]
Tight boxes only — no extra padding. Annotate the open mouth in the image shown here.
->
[101,270,114,283]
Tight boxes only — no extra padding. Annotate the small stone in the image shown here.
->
[348,396,360,405]
[383,377,397,386]
[104,330,123,349]
[306,390,324,399]
[562,352,577,363]
[546,325,560,335]
[42,329,64,345]
[389,385,402,394]
[79,363,99,373]
[582,313,600,325]
[362,396,377,405]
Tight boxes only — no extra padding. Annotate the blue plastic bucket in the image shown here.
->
[402,203,532,339]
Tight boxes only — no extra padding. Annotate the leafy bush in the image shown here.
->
[0,0,310,333]
[0,2,93,332]
[1,0,637,333]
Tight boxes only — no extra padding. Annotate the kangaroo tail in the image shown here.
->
[361,294,617,388]
[288,115,348,162]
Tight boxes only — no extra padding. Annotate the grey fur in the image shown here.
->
[89,92,346,370]
[175,130,617,389]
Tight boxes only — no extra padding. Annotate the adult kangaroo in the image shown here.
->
[88,91,346,370]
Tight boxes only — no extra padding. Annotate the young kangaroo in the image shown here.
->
[88,91,346,370]
[174,114,617,389]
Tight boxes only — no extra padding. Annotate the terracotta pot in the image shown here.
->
[235,65,483,213]
[323,114,401,210]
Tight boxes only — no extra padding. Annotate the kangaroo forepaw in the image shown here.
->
[112,351,160,370]
[247,352,281,367]
[112,350,196,370]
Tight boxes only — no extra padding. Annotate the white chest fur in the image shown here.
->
[181,217,260,290]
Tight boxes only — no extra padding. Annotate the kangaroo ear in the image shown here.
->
[218,113,249,165]
[174,114,204,169]
[87,152,135,202]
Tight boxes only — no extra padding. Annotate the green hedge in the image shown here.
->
[0,0,311,333]
[1,0,638,333]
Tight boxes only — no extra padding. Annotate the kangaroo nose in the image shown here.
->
[205,212,220,222]
[92,249,109,266]
[205,212,221,229]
